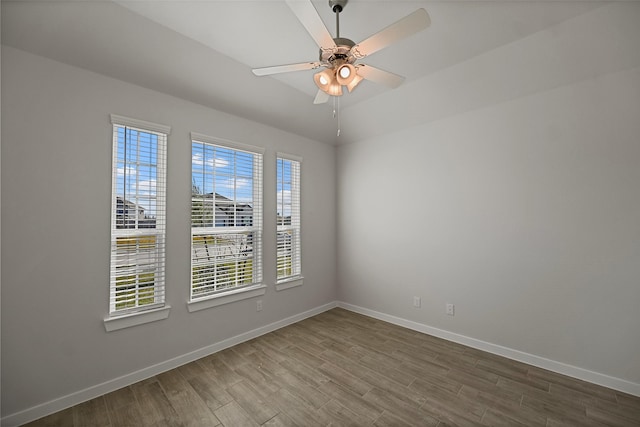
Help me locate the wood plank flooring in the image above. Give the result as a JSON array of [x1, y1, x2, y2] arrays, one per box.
[[25, 308, 640, 426]]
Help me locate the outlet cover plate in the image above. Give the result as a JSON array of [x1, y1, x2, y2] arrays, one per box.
[[446, 303, 455, 316]]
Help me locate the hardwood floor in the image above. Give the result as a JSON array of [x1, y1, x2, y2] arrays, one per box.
[[26, 308, 640, 426]]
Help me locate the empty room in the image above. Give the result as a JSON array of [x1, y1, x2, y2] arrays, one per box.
[[1, 0, 639, 426]]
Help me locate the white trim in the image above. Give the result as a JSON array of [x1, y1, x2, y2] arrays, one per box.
[[5, 300, 639, 426], [190, 132, 265, 154], [338, 302, 640, 398], [276, 152, 303, 163], [275, 276, 304, 291], [110, 114, 171, 135], [103, 306, 171, 332], [187, 284, 267, 313], [2, 301, 338, 427]]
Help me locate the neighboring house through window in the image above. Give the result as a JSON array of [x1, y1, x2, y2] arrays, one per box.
[[109, 115, 169, 318], [190, 133, 264, 310], [276, 153, 302, 289]]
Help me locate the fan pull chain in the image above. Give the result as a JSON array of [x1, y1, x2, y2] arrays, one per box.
[[333, 97, 341, 137]]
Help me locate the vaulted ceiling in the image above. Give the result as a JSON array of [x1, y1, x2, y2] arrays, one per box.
[[1, 1, 605, 145]]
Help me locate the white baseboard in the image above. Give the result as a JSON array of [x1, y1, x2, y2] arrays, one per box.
[[1, 301, 338, 427], [5, 299, 638, 426], [337, 301, 640, 398]]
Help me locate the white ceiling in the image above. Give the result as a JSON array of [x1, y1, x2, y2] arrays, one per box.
[[1, 0, 603, 145]]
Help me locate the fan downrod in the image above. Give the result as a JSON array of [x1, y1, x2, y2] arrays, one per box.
[[320, 0, 354, 66]]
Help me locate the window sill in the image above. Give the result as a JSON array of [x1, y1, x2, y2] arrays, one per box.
[[187, 284, 267, 313], [275, 276, 304, 291], [104, 305, 171, 332]]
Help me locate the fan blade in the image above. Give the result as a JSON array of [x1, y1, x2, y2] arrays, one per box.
[[286, 0, 337, 50], [357, 64, 405, 89], [252, 62, 322, 76], [352, 8, 430, 58], [313, 90, 330, 104]]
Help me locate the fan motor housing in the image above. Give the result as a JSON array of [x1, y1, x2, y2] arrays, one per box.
[[320, 37, 356, 66]]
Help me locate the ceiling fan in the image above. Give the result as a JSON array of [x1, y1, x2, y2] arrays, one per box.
[[252, 0, 431, 104]]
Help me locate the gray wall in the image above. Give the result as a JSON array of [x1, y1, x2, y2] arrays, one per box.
[[1, 46, 337, 418], [337, 5, 640, 388], [3, 1, 640, 420]]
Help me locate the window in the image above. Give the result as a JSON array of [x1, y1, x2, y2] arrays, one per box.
[[276, 153, 302, 288], [190, 133, 264, 307], [109, 115, 169, 319]]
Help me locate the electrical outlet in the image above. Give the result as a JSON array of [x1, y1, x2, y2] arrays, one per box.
[[446, 303, 455, 316], [257, 300, 263, 312], [413, 296, 421, 308]]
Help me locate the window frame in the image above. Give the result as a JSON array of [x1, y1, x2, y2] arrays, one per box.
[[188, 133, 265, 312], [276, 153, 303, 291], [106, 115, 171, 331]]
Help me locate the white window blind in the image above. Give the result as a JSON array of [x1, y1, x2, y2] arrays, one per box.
[[109, 116, 168, 315], [277, 154, 301, 281], [191, 134, 263, 300]]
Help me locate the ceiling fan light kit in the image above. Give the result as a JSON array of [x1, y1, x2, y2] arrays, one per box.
[[336, 63, 356, 84], [345, 73, 364, 93], [314, 68, 343, 96], [252, 0, 431, 104]]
